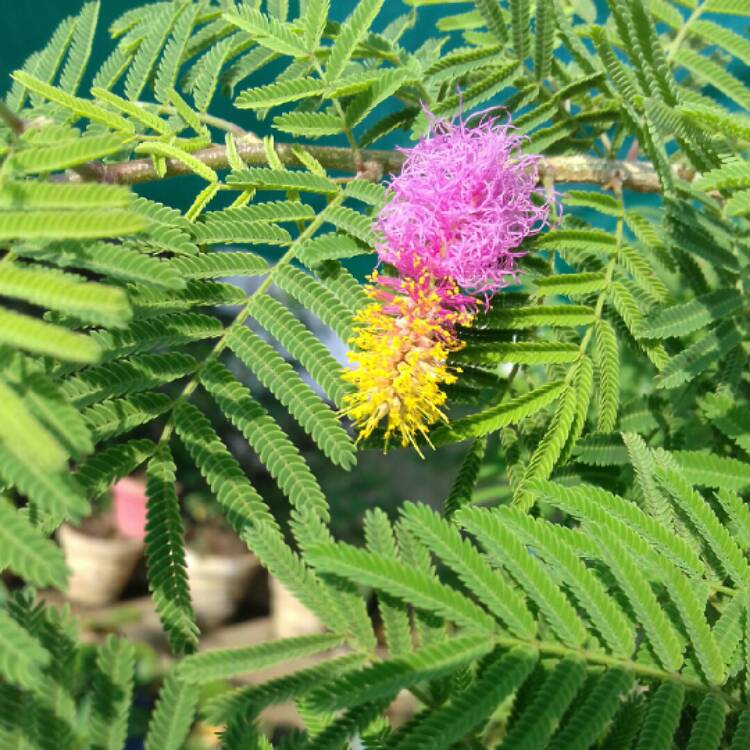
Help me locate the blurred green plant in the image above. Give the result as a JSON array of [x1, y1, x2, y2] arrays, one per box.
[[2, 0, 750, 748]]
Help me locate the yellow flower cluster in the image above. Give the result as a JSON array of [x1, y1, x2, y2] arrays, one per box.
[[341, 272, 474, 453]]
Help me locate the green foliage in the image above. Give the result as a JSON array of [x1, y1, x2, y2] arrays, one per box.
[[145, 444, 199, 655], [2, 0, 750, 747]]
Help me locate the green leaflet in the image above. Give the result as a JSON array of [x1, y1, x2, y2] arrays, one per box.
[[515, 376, 579, 510], [173, 402, 276, 535], [656, 467, 750, 586], [298, 233, 368, 265], [401, 502, 536, 639], [594, 319, 619, 432], [684, 694, 727, 750], [483, 305, 596, 329], [0, 181, 131, 210], [224, 7, 306, 58], [0, 498, 68, 590], [227, 167, 339, 194], [206, 653, 366, 725], [0, 444, 89, 526], [0, 378, 67, 474], [0, 209, 146, 241], [431, 378, 566, 444], [532, 271, 609, 297], [273, 112, 343, 137], [444, 437, 486, 520], [228, 326, 356, 469], [236, 76, 326, 108], [458, 506, 588, 648], [725, 190, 750, 217], [145, 445, 199, 655], [91, 312, 223, 361], [534, 228, 618, 254], [0, 263, 131, 328], [178, 633, 344, 683], [306, 635, 492, 711], [547, 669, 634, 750], [655, 322, 741, 390], [135, 142, 218, 182], [494, 506, 634, 657], [0, 607, 50, 690], [76, 439, 156, 499], [154, 3, 202, 103], [123, 2, 184, 101], [0, 308, 101, 363], [639, 290, 743, 339], [144, 670, 199, 750], [454, 342, 579, 366], [497, 657, 587, 750], [88, 636, 135, 750], [323, 205, 376, 246], [670, 451, 750, 491], [363, 509, 412, 656], [246, 295, 349, 406], [307, 541, 497, 634], [564, 191, 622, 217], [391, 647, 538, 750], [302, 0, 329, 51], [168, 251, 270, 278], [241, 520, 359, 644], [527, 479, 704, 577], [11, 71, 134, 133], [635, 683, 685, 750], [61, 352, 196, 407], [324, 0, 385, 83], [21, 240, 187, 290], [675, 48, 750, 112], [83, 392, 172, 443], [200, 360, 329, 519]]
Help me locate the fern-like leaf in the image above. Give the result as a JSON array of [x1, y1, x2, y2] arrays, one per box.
[[200, 360, 328, 518], [228, 326, 355, 469], [173, 401, 275, 535], [145, 444, 199, 655], [0, 498, 67, 590], [88, 635, 135, 750], [178, 633, 344, 684], [403, 502, 537, 638]]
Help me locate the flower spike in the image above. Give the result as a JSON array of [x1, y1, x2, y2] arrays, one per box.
[[341, 269, 474, 453], [375, 111, 552, 294]]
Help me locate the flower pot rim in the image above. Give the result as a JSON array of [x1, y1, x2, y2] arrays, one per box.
[[58, 522, 144, 553], [185, 546, 258, 573]]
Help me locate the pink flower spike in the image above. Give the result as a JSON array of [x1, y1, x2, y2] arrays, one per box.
[[375, 111, 553, 294]]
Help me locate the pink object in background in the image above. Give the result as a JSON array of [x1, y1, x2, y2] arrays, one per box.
[[112, 477, 148, 540]]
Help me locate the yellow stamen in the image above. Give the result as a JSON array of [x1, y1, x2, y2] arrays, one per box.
[[341, 274, 473, 453]]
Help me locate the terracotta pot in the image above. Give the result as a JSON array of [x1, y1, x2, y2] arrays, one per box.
[[58, 524, 143, 606], [271, 577, 325, 639], [112, 476, 148, 540], [186, 548, 259, 629]]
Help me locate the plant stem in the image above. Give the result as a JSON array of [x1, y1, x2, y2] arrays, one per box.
[[576, 190, 624, 361], [65, 136, 693, 192], [0, 102, 26, 135], [135, 101, 252, 137], [492, 633, 745, 708], [667, 2, 704, 63]]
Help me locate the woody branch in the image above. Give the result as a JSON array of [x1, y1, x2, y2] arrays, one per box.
[[70, 138, 691, 193]]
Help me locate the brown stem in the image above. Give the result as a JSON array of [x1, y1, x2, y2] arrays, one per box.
[[64, 137, 692, 192], [0, 102, 26, 135]]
